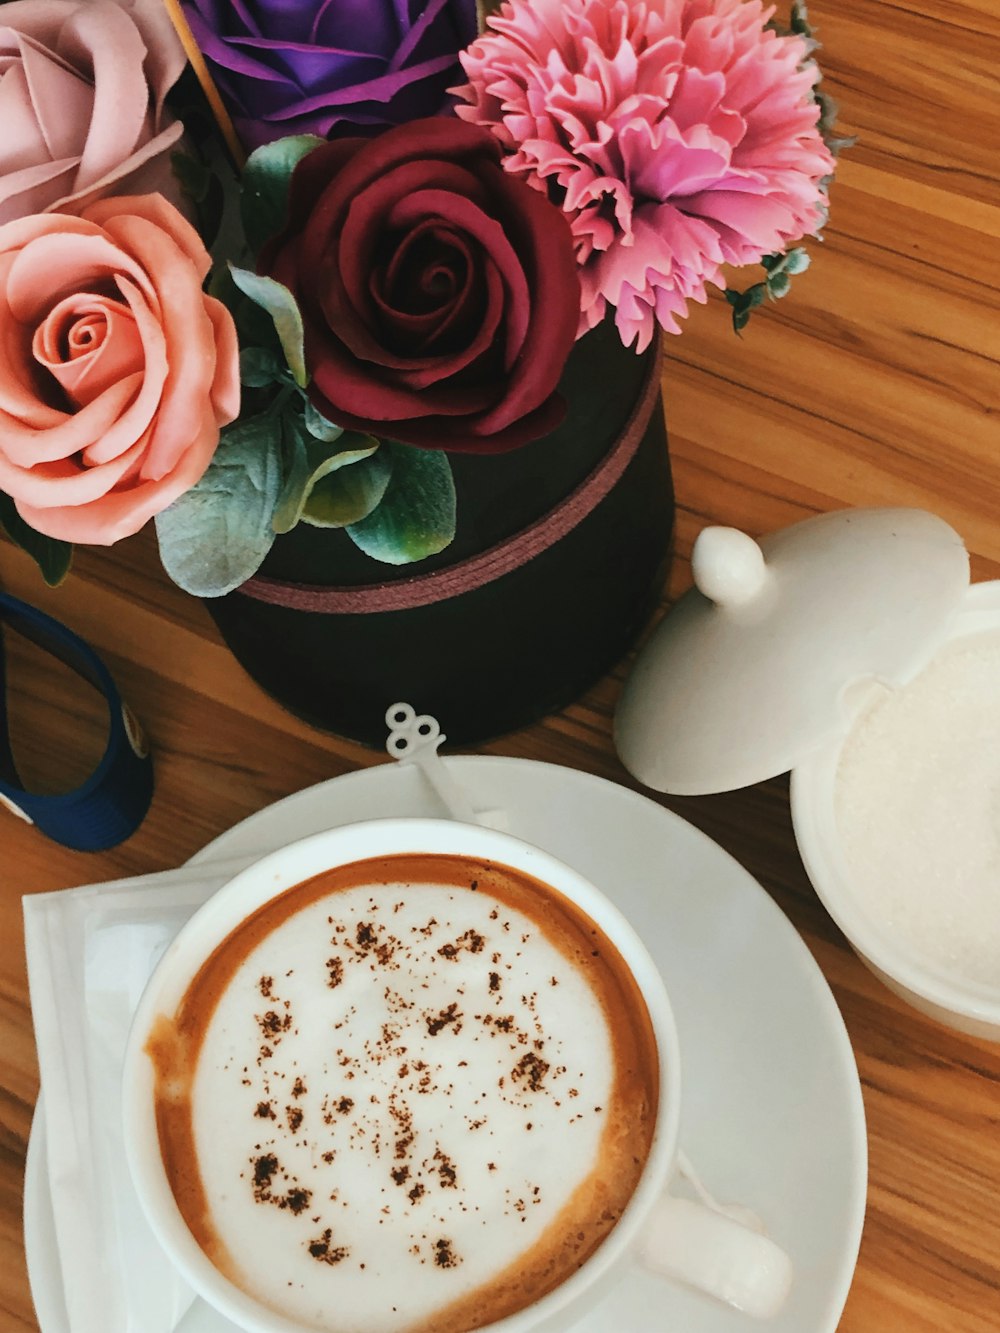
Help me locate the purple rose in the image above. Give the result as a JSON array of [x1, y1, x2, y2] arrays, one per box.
[[181, 0, 479, 151]]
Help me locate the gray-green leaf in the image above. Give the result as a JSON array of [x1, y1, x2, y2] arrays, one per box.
[[0, 492, 72, 586], [304, 399, 345, 444], [229, 266, 307, 388], [346, 443, 455, 564], [725, 280, 769, 333], [171, 151, 212, 204], [271, 416, 312, 534], [301, 441, 391, 529], [274, 424, 381, 533], [241, 135, 324, 256], [155, 415, 282, 597], [239, 346, 286, 388]]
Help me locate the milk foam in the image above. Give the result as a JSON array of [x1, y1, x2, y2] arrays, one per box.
[[192, 880, 616, 1332]]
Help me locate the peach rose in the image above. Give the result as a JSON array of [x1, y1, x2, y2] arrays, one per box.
[[0, 0, 186, 225], [0, 193, 240, 544]]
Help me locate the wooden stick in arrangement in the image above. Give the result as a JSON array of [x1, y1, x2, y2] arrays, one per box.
[[161, 0, 246, 167]]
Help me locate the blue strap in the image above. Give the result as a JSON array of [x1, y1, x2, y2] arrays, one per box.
[[0, 594, 153, 851]]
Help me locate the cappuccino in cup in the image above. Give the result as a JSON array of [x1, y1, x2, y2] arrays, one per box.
[[144, 852, 659, 1332]]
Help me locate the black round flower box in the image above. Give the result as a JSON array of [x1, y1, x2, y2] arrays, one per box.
[[204, 317, 674, 748]]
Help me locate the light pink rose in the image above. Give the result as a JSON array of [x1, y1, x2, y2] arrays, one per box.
[[0, 0, 186, 225], [0, 194, 240, 544]]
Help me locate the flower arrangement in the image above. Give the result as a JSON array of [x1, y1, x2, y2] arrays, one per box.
[[0, 0, 844, 595]]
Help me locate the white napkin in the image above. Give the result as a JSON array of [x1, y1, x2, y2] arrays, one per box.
[[24, 855, 259, 1333]]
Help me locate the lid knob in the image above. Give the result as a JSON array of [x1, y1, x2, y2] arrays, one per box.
[[691, 527, 769, 608]]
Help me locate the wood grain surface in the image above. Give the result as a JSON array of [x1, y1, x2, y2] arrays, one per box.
[[2, 1, 999, 1330]]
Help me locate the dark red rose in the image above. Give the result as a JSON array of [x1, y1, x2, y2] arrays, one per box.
[[260, 119, 582, 453]]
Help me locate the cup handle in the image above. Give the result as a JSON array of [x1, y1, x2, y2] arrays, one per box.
[[637, 1151, 793, 1319]]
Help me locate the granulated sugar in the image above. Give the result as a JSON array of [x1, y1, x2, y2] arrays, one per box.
[[835, 633, 1000, 989]]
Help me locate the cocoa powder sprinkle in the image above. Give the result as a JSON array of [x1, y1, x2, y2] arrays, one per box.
[[257, 1010, 292, 1038], [437, 930, 485, 960], [512, 1052, 550, 1092], [285, 1187, 311, 1215], [434, 1149, 458, 1188], [308, 1229, 349, 1265], [426, 1003, 461, 1036], [253, 1154, 278, 1188], [434, 1238, 461, 1268]]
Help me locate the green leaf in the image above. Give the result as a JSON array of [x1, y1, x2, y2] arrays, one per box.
[[229, 266, 307, 388], [301, 438, 390, 529], [274, 419, 383, 534], [767, 271, 792, 299], [271, 416, 312, 534], [789, 0, 813, 39], [346, 443, 455, 564], [154, 414, 282, 597], [241, 135, 324, 256], [303, 399, 345, 444], [784, 248, 812, 276], [724, 283, 766, 311], [239, 346, 286, 388], [172, 151, 225, 250], [237, 294, 284, 356], [0, 492, 72, 586], [171, 151, 212, 203], [725, 280, 769, 333]]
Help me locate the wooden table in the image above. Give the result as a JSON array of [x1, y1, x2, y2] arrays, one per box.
[[2, 1, 999, 1329]]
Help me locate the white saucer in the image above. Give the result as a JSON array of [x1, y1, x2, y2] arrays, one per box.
[[25, 757, 866, 1333]]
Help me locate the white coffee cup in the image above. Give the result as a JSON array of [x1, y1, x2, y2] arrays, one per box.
[[123, 818, 792, 1332]]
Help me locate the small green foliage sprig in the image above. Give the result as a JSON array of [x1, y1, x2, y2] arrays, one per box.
[[724, 247, 811, 333], [725, 1, 854, 334]]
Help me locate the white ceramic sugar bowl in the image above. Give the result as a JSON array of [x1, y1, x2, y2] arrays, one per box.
[[615, 507, 1000, 1041]]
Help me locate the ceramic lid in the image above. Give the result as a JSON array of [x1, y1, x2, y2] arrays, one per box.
[[615, 507, 970, 795]]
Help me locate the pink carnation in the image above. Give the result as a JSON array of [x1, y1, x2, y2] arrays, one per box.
[[455, 0, 835, 350]]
